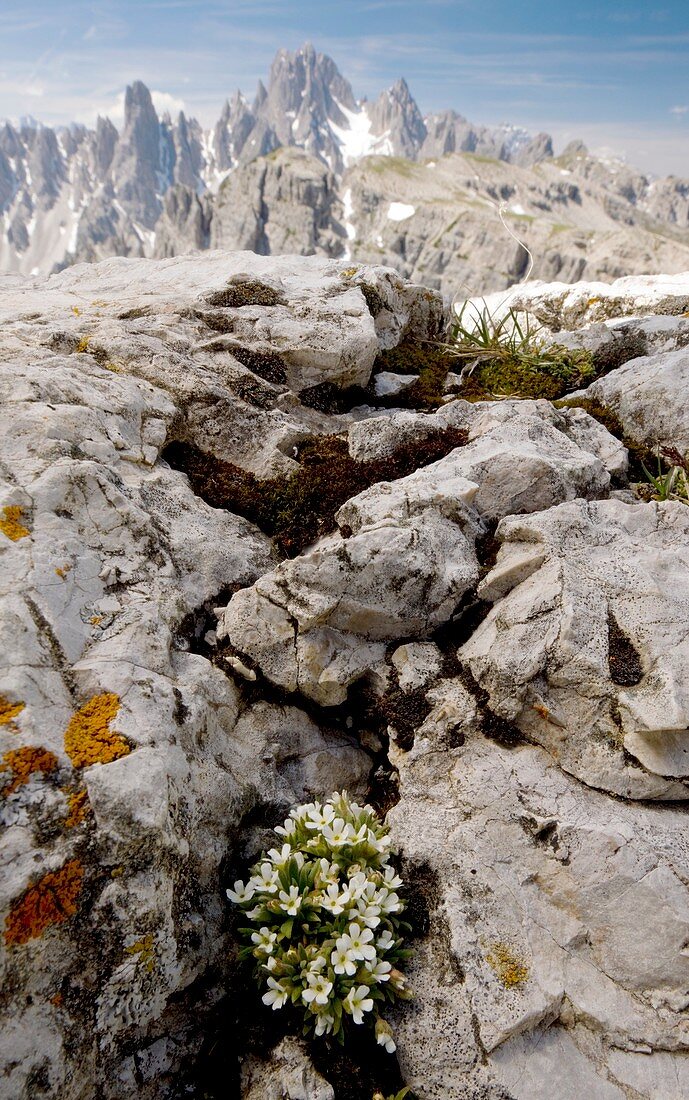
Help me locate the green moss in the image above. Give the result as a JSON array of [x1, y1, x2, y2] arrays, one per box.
[[373, 340, 456, 409], [205, 282, 285, 309], [164, 427, 467, 558], [459, 347, 595, 402]]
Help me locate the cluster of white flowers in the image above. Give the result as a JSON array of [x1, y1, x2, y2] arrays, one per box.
[[228, 791, 411, 1047]]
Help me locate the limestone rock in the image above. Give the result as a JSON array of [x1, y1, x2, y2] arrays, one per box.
[[577, 347, 689, 454], [241, 1037, 334, 1100], [461, 498, 689, 799], [388, 720, 689, 1097]]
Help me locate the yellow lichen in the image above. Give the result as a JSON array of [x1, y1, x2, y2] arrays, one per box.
[[1, 746, 58, 796], [71, 305, 81, 316], [55, 564, 71, 579], [64, 788, 90, 827], [75, 335, 91, 354], [125, 933, 156, 974], [64, 693, 130, 768], [88, 615, 104, 626], [0, 696, 25, 730], [339, 266, 360, 278], [5, 859, 84, 945], [486, 942, 529, 988], [0, 505, 30, 541]]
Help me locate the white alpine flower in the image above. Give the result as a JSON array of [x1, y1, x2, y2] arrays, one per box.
[[226, 879, 255, 904], [342, 922, 376, 962], [250, 926, 277, 954], [314, 1012, 335, 1036], [321, 817, 355, 847], [375, 1016, 396, 1053], [319, 883, 345, 915], [377, 929, 395, 951], [278, 885, 302, 916], [331, 940, 358, 977], [267, 843, 293, 866], [343, 984, 374, 1025], [262, 977, 289, 1010], [250, 862, 279, 893], [305, 803, 336, 830], [365, 958, 392, 982], [301, 972, 333, 1006]]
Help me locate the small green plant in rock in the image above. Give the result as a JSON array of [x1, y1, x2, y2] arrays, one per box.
[[445, 299, 596, 401], [641, 455, 689, 505], [373, 1088, 413, 1100], [227, 791, 411, 1047]]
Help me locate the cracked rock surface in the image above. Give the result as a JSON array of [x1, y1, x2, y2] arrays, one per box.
[[2, 254, 689, 1100]]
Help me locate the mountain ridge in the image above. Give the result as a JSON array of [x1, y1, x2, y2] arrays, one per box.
[[2, 42, 689, 291]]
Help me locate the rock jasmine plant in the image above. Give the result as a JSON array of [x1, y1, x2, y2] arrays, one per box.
[[227, 791, 411, 1048]]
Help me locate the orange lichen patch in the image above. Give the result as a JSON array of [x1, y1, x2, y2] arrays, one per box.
[[64, 693, 130, 768], [1, 746, 58, 796], [55, 564, 71, 579], [64, 788, 90, 827], [486, 942, 529, 989], [0, 696, 24, 731], [5, 859, 84, 946], [89, 615, 104, 626], [75, 335, 91, 354], [0, 505, 30, 542]]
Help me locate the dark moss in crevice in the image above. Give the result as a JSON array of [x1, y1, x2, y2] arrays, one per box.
[[475, 519, 501, 576], [163, 426, 468, 559], [205, 281, 286, 309], [118, 306, 152, 320], [358, 281, 386, 318], [608, 612, 643, 686], [358, 678, 431, 755], [228, 374, 278, 410], [399, 860, 441, 941], [455, 663, 526, 748], [196, 309, 236, 334], [299, 380, 371, 413], [224, 346, 287, 385], [456, 346, 595, 403]]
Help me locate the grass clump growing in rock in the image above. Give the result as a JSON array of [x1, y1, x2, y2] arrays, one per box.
[[640, 454, 689, 506], [228, 791, 411, 1046], [447, 300, 596, 401]]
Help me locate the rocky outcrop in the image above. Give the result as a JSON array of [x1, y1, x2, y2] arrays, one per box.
[[0, 252, 442, 1098], [211, 148, 345, 258], [3, 255, 689, 1100]]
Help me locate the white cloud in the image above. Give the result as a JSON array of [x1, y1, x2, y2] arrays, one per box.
[[670, 105, 689, 116], [151, 90, 186, 117]]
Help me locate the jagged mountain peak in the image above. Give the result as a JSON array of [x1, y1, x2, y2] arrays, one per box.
[[2, 42, 688, 282]]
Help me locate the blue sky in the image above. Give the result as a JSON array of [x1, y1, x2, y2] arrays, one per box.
[[1, 0, 688, 176]]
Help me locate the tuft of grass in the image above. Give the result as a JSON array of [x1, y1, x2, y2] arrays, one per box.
[[641, 455, 689, 505], [445, 299, 596, 401]]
